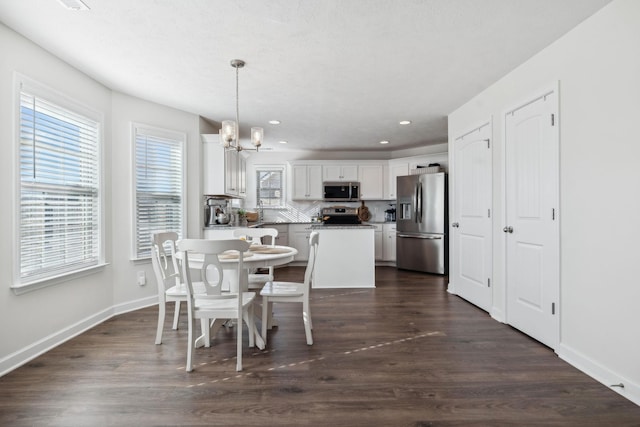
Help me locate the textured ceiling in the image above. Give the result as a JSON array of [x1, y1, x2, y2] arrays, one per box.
[[0, 0, 612, 152]]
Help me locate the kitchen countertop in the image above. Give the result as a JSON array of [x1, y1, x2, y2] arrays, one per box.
[[204, 221, 395, 230]]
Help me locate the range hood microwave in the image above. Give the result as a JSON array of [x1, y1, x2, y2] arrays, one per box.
[[323, 182, 360, 202]]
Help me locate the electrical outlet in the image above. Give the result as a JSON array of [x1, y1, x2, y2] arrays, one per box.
[[137, 271, 146, 286]]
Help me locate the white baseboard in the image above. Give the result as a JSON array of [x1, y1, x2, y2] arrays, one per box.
[[0, 295, 157, 377], [490, 307, 505, 323], [558, 343, 640, 407]]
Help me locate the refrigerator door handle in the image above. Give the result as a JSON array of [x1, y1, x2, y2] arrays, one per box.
[[397, 233, 442, 240], [417, 182, 422, 223]]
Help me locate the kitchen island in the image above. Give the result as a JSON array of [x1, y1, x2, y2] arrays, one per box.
[[310, 224, 375, 289]]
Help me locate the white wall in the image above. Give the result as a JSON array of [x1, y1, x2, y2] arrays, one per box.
[[110, 92, 203, 306], [448, 0, 640, 405], [0, 23, 204, 374]]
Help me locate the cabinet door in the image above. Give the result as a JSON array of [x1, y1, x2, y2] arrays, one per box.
[[237, 155, 246, 197], [383, 224, 396, 261], [374, 230, 383, 260], [292, 231, 311, 261], [359, 164, 384, 200], [224, 149, 238, 195], [323, 164, 358, 181], [307, 165, 323, 199], [386, 162, 409, 199], [341, 165, 359, 181], [291, 165, 309, 199], [202, 136, 225, 195]]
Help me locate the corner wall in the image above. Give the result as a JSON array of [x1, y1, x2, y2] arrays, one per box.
[[448, 0, 640, 405]]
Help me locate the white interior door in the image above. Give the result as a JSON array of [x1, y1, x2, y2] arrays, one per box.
[[451, 122, 493, 312], [505, 88, 559, 349]]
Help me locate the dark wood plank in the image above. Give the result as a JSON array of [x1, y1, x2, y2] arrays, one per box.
[[1, 267, 638, 426]]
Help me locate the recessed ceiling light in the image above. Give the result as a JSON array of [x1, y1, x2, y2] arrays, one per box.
[[399, 120, 411, 125], [278, 140, 288, 144], [57, 0, 90, 10], [379, 140, 390, 145], [268, 120, 281, 125]]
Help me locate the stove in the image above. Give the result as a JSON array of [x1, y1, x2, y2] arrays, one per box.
[[321, 206, 361, 224]]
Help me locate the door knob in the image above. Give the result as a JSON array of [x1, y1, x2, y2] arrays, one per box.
[[452, 222, 459, 228], [503, 226, 513, 233]]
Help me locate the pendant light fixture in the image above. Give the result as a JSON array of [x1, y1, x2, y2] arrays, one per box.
[[220, 59, 263, 152]]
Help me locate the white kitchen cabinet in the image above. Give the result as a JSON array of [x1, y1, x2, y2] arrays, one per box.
[[358, 164, 384, 200], [237, 154, 247, 197], [385, 161, 409, 200], [260, 223, 288, 246], [323, 164, 358, 182], [313, 227, 375, 288], [289, 224, 314, 261], [382, 223, 397, 261], [373, 224, 383, 260], [202, 134, 246, 198], [291, 164, 323, 200]]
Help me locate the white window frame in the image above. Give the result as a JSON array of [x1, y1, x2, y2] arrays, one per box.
[[131, 123, 186, 260], [255, 165, 286, 209], [12, 74, 105, 294]]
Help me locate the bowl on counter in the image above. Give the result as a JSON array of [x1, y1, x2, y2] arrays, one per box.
[[245, 211, 259, 222]]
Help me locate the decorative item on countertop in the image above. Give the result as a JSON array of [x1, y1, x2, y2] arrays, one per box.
[[236, 209, 247, 226], [245, 211, 259, 222], [358, 200, 371, 222]]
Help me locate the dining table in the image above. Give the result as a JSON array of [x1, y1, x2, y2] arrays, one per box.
[[182, 243, 298, 350]]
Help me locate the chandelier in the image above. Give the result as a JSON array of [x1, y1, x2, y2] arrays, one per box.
[[220, 59, 263, 152]]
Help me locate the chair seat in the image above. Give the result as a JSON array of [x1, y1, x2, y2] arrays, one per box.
[[165, 282, 205, 298], [248, 273, 274, 284], [261, 281, 305, 297], [194, 292, 256, 312]]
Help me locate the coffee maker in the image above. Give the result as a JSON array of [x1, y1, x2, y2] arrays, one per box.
[[384, 204, 396, 222], [205, 198, 227, 226]]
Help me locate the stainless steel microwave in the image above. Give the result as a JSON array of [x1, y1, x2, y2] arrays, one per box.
[[323, 182, 360, 201]]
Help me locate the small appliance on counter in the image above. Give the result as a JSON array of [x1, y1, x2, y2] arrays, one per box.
[[204, 198, 231, 226], [384, 204, 396, 222], [321, 206, 361, 225]]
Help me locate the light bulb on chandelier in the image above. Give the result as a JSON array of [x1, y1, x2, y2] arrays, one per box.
[[219, 59, 262, 152]]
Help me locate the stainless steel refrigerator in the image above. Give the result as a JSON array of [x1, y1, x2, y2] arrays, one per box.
[[396, 172, 448, 274]]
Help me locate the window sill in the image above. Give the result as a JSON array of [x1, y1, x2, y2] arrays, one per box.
[[11, 263, 109, 295]]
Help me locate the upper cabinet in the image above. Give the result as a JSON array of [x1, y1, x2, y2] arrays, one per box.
[[323, 164, 358, 182], [202, 134, 246, 198], [291, 164, 323, 200], [385, 161, 409, 200], [358, 164, 384, 200]]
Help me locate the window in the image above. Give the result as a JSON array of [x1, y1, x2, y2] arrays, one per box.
[[133, 124, 185, 259], [17, 79, 102, 286], [256, 166, 285, 208]]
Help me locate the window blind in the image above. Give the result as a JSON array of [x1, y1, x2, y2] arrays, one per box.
[[19, 91, 101, 283], [134, 128, 184, 259]]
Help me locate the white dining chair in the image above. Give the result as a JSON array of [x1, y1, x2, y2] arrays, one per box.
[[260, 231, 318, 346], [178, 238, 255, 372], [151, 231, 207, 345], [232, 227, 279, 289]]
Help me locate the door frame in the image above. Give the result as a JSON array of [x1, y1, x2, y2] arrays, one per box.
[[500, 81, 561, 349]]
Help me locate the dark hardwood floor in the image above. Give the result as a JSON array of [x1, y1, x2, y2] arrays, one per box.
[[1, 267, 639, 426]]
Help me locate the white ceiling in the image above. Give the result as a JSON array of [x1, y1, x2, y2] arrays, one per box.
[[0, 0, 612, 152]]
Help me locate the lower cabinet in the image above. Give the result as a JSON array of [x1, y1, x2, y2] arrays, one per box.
[[289, 224, 314, 261], [382, 223, 397, 261], [373, 224, 383, 260]]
